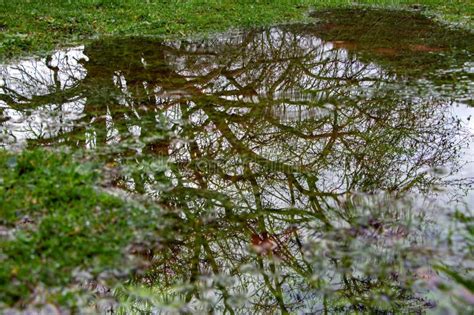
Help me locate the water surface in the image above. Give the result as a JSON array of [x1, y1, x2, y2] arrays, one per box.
[[1, 9, 473, 313]]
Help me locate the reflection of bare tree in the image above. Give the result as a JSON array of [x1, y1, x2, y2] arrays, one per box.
[[0, 26, 469, 312], [0, 47, 87, 146]]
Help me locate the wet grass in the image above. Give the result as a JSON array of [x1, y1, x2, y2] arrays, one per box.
[[0, 0, 472, 61], [0, 149, 163, 309], [307, 8, 474, 76]]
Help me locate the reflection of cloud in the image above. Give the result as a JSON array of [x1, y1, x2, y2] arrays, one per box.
[[1, 99, 86, 148], [0, 46, 87, 99], [450, 103, 474, 204], [0, 46, 88, 148]]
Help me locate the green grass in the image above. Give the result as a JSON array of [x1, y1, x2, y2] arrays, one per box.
[[0, 0, 472, 61], [0, 149, 163, 308]]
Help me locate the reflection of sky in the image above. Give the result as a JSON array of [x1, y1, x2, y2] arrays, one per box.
[[1, 100, 86, 147], [451, 103, 474, 206], [0, 33, 472, 209], [0, 46, 88, 148], [0, 46, 87, 96], [0, 30, 473, 313]]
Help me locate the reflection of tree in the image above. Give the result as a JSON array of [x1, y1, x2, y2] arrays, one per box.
[[0, 47, 87, 146], [0, 25, 469, 312]]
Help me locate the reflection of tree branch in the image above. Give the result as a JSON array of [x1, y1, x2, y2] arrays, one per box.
[[1, 25, 468, 313]]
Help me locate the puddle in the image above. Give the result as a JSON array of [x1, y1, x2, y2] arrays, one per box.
[[1, 9, 473, 313]]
